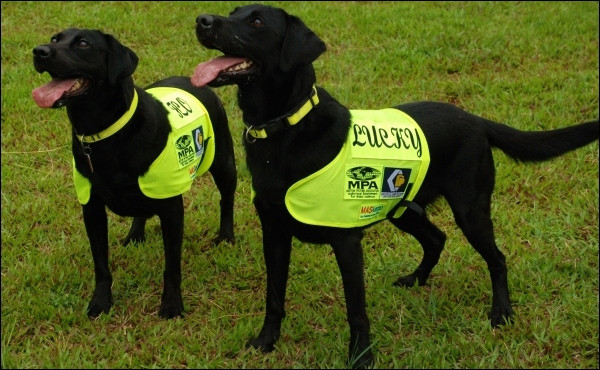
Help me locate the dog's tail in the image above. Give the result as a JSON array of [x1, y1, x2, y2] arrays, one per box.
[[485, 119, 599, 162]]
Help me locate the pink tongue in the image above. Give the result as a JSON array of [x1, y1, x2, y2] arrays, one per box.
[[32, 78, 78, 108], [191, 56, 247, 87]]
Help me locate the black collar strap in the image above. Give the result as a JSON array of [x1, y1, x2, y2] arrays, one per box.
[[245, 85, 319, 141], [76, 89, 139, 144]]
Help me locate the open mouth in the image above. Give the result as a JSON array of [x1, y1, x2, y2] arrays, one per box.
[[32, 75, 90, 108], [191, 55, 258, 87]]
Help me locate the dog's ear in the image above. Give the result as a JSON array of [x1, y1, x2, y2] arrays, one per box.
[[104, 33, 139, 85], [280, 14, 326, 72]]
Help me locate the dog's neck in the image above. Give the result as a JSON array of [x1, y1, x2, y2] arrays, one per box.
[[238, 67, 318, 135], [76, 89, 138, 144], [243, 85, 318, 141], [67, 78, 137, 138]]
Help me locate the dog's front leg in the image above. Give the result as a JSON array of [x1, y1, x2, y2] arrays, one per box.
[[157, 196, 184, 319], [331, 230, 374, 369], [248, 202, 293, 353], [82, 196, 112, 318]]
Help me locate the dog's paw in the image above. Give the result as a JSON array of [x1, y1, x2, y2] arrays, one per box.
[[213, 233, 235, 246], [489, 307, 514, 328], [348, 345, 374, 369], [87, 284, 113, 318], [247, 338, 274, 353], [348, 333, 374, 369], [87, 301, 111, 318], [158, 292, 184, 319], [349, 352, 374, 369], [393, 274, 424, 287], [247, 322, 281, 353], [158, 300, 184, 319], [121, 233, 145, 246], [122, 217, 147, 246]]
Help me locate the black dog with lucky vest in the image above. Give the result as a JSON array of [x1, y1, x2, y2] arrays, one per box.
[[191, 4, 599, 368], [32, 28, 237, 319]]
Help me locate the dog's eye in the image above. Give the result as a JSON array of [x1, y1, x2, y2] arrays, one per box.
[[250, 17, 264, 28], [50, 37, 58, 43], [76, 39, 91, 48]]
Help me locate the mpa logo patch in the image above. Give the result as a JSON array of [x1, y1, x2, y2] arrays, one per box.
[[345, 166, 382, 200], [174, 128, 203, 168], [346, 166, 381, 180], [175, 134, 192, 150], [381, 167, 411, 198]]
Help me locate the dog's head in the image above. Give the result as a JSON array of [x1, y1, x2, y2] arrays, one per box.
[[32, 28, 138, 108], [191, 4, 326, 88]]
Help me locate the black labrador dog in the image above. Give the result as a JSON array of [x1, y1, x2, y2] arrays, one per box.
[[191, 4, 598, 368], [32, 28, 237, 319]]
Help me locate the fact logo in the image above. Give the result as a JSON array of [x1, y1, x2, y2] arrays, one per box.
[[381, 167, 412, 198]]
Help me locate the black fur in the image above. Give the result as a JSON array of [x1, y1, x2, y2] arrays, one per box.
[[33, 28, 237, 319], [192, 4, 598, 368]]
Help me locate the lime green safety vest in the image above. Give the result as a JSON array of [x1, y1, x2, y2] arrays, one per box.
[[73, 87, 215, 204], [285, 108, 430, 227]]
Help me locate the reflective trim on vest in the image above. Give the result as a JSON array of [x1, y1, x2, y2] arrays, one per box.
[[285, 108, 430, 227], [72, 87, 215, 204]]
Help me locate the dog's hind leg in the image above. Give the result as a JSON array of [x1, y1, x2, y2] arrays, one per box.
[[443, 147, 513, 327], [157, 196, 185, 318], [121, 217, 147, 246], [209, 158, 236, 245], [331, 230, 374, 369], [449, 199, 512, 327], [390, 213, 446, 287]]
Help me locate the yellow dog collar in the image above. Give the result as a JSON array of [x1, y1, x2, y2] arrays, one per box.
[[77, 89, 139, 143], [245, 85, 319, 141]]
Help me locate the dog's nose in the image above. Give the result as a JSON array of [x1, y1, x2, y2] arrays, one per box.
[[196, 14, 214, 29], [33, 45, 52, 58]]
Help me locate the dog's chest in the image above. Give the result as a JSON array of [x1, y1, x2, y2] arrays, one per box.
[[284, 108, 430, 227]]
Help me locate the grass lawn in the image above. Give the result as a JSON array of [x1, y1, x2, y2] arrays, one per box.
[[2, 1, 598, 368]]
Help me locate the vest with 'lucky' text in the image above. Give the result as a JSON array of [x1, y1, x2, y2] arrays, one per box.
[[73, 87, 215, 204], [284, 108, 430, 228]]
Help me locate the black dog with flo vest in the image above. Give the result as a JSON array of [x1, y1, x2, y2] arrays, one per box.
[[191, 4, 598, 368], [32, 28, 237, 319]]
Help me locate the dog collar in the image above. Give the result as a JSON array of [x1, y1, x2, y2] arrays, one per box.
[[76, 89, 139, 143], [245, 85, 319, 141]]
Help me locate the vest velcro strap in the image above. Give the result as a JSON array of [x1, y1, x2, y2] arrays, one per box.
[[385, 183, 424, 218], [387, 199, 424, 219], [399, 200, 424, 217]]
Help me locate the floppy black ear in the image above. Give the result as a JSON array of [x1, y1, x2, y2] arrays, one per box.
[[279, 14, 326, 72], [104, 33, 139, 85]]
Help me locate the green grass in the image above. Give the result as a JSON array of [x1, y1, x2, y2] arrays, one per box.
[[2, 1, 598, 368]]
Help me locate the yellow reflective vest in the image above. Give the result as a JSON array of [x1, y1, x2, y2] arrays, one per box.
[[73, 87, 215, 204], [285, 108, 430, 227]]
